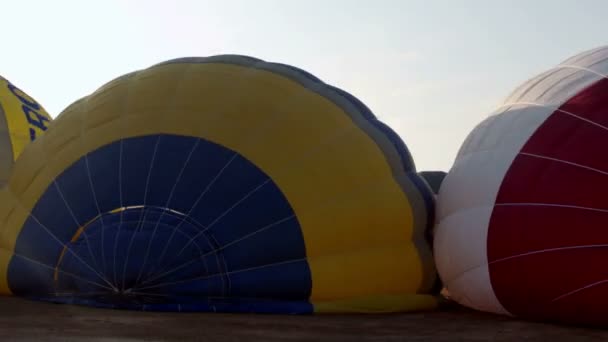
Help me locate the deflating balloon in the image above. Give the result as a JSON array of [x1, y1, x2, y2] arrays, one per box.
[[418, 171, 446, 195], [435, 45, 608, 325], [0, 56, 437, 313], [0, 77, 51, 184]]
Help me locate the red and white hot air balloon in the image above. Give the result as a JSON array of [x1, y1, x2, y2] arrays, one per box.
[[435, 45, 608, 326]]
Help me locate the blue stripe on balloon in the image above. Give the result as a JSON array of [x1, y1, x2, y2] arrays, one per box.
[[121, 135, 159, 207]]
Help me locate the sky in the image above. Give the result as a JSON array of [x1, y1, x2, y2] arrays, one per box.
[[1, 0, 606, 171]]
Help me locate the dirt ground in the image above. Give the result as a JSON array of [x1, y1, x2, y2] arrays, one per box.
[[0, 296, 607, 341]]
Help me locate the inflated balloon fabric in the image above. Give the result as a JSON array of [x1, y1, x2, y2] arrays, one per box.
[[0, 77, 51, 184], [435, 45, 608, 325], [0, 56, 437, 313], [418, 171, 446, 195]]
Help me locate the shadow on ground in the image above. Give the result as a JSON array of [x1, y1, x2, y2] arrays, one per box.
[[0, 296, 606, 341]]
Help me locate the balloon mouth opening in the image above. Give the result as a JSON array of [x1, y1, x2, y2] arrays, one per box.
[[50, 205, 231, 307]]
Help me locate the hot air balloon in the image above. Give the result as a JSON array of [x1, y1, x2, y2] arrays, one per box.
[[0, 56, 437, 313], [0, 77, 51, 184], [418, 171, 446, 195], [435, 45, 608, 326]]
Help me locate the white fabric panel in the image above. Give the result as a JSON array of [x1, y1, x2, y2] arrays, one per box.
[[448, 264, 511, 315], [505, 47, 608, 107], [561, 45, 608, 71], [561, 46, 607, 63], [434, 206, 493, 285], [435, 45, 608, 315]]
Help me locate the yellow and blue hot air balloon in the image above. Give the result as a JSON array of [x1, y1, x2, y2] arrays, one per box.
[[0, 76, 51, 184], [0, 56, 437, 313]]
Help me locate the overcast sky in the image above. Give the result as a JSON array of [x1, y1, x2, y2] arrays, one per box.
[[1, 0, 606, 171]]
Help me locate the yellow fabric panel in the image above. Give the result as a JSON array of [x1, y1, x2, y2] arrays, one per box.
[[314, 294, 438, 313], [309, 243, 425, 301], [11, 108, 81, 212], [0, 77, 52, 160], [0, 187, 30, 294], [0, 248, 11, 294], [0, 61, 430, 306]]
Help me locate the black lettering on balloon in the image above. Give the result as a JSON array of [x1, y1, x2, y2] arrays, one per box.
[[22, 105, 49, 132], [8, 83, 40, 110]]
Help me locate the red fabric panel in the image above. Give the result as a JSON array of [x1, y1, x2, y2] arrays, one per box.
[[488, 77, 608, 325]]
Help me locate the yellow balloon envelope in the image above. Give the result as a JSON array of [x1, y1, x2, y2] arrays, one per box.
[[0, 77, 51, 184], [0, 56, 437, 313]]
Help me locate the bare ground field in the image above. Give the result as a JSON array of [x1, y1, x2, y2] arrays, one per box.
[[0, 296, 606, 341]]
